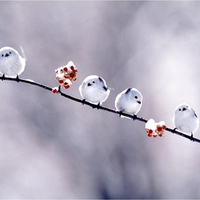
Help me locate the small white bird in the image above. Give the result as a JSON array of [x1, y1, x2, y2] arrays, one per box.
[[0, 46, 26, 78], [172, 103, 199, 138], [79, 75, 110, 105], [115, 88, 143, 117]]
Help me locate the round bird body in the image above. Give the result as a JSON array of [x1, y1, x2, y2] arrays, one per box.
[[115, 88, 143, 116], [173, 104, 199, 136], [0, 46, 25, 78], [79, 75, 110, 104]]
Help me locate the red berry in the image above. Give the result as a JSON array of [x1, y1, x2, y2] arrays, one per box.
[[70, 73, 75, 78], [153, 134, 157, 138], [162, 125, 166, 130], [52, 87, 58, 94], [64, 84, 70, 89], [63, 67, 68, 72], [59, 80, 64, 84], [70, 66, 75, 70], [157, 126, 163, 132], [147, 129, 153, 137], [148, 133, 152, 137], [149, 129, 153, 134]]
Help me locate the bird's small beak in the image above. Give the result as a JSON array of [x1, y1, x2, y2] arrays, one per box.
[[5, 53, 9, 57], [137, 101, 141, 104], [182, 107, 186, 111], [87, 83, 92, 86]]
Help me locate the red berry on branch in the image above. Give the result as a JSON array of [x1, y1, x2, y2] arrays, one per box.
[[70, 66, 75, 70], [63, 67, 68, 72], [59, 80, 64, 84], [52, 87, 59, 94]]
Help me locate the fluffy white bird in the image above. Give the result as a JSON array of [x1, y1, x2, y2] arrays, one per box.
[[0, 46, 26, 78], [79, 75, 110, 105], [172, 103, 199, 137], [115, 88, 143, 116]]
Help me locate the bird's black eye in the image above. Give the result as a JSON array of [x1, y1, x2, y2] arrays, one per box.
[[87, 83, 92, 86], [9, 52, 11, 54], [179, 108, 181, 111], [2, 54, 4, 57], [135, 96, 138, 99], [92, 81, 95, 84]]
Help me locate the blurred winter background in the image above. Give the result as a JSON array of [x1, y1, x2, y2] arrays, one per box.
[[1, 1, 200, 198]]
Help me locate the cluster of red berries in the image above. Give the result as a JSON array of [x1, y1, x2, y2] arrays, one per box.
[[145, 119, 167, 138], [52, 61, 78, 93]]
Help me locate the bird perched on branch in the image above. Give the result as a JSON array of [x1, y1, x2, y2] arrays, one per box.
[[79, 75, 110, 106], [0, 46, 26, 78], [173, 103, 199, 138], [115, 87, 143, 117]]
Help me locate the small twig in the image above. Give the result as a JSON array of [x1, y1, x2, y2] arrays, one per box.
[[0, 76, 200, 143]]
